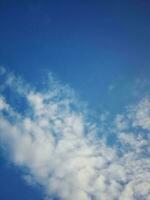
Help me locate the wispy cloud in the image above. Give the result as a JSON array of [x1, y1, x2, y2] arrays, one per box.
[[0, 67, 150, 200]]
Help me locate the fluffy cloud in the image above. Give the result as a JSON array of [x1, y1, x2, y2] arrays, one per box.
[[0, 68, 150, 200], [131, 97, 150, 131]]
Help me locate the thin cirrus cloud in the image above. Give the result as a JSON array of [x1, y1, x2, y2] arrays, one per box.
[[0, 67, 150, 200]]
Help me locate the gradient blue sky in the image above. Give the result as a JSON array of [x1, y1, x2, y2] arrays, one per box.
[[1, 1, 150, 107], [0, 1, 150, 200]]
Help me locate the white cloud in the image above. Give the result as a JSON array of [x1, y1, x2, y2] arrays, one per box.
[[114, 114, 129, 131], [0, 68, 150, 200], [131, 97, 150, 131], [0, 96, 9, 110]]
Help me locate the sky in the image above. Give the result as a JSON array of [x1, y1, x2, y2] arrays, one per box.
[[0, 1, 150, 200]]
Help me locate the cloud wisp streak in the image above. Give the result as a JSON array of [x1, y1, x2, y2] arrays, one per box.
[[0, 67, 150, 200]]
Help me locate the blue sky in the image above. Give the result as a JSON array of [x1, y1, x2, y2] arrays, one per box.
[[0, 1, 150, 200], [1, 1, 150, 103]]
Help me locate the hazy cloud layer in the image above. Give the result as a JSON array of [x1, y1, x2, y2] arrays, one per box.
[[0, 67, 150, 200]]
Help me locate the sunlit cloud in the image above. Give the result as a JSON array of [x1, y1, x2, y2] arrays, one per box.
[[0, 67, 150, 200]]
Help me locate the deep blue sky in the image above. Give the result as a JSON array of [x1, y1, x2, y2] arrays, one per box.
[[0, 1, 150, 199], [0, 1, 150, 108]]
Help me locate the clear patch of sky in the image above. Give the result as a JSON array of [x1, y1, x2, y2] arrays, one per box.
[[0, 1, 150, 107]]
